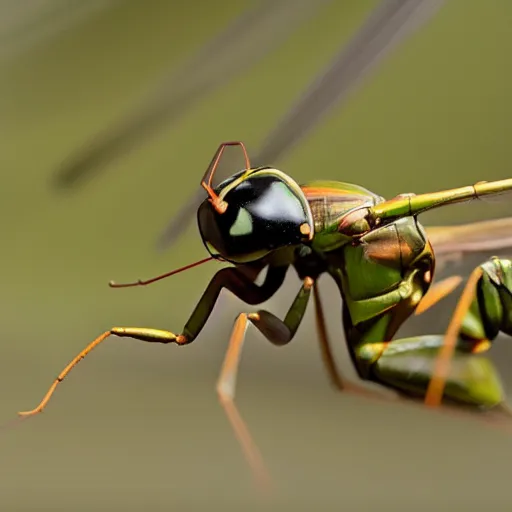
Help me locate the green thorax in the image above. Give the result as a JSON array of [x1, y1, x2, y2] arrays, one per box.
[[325, 217, 434, 355], [300, 180, 384, 253]]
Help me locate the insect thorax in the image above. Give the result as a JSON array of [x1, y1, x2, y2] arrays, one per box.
[[300, 180, 384, 234], [336, 216, 435, 348]]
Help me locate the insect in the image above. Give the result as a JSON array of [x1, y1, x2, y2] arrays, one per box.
[[18, 140, 512, 489], [23, 0, 512, 491]]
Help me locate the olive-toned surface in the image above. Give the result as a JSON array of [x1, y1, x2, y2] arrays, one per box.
[[1, 1, 512, 510]]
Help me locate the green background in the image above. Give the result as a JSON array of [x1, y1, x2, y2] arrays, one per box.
[[1, 1, 512, 510]]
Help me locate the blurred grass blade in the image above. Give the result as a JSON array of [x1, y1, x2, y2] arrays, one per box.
[[254, 0, 447, 164], [156, 0, 448, 250], [52, 0, 333, 190]]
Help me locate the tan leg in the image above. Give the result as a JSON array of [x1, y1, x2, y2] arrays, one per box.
[[18, 327, 183, 417], [425, 267, 484, 407], [216, 276, 314, 491], [415, 275, 463, 316], [216, 313, 271, 493]]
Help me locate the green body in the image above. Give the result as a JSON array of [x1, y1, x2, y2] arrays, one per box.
[[21, 143, 512, 490], [295, 179, 512, 408], [168, 173, 512, 410], [85, 170, 512, 416]]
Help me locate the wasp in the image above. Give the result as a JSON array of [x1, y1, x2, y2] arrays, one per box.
[[24, 0, 512, 491], [19, 140, 512, 489]]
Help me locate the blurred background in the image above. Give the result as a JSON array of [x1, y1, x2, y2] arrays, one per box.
[[1, 0, 512, 510]]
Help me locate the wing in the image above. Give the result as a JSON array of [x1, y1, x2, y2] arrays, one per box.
[[52, 0, 332, 189], [156, 0, 448, 250], [426, 217, 512, 271]]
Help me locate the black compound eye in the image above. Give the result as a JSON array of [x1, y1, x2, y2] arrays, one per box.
[[249, 180, 309, 225], [197, 170, 313, 264], [197, 202, 226, 258]]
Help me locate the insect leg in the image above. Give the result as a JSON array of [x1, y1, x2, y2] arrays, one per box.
[[425, 257, 512, 407], [312, 283, 400, 401], [216, 276, 313, 489], [371, 334, 506, 409], [414, 275, 463, 315], [19, 265, 288, 417], [373, 257, 512, 411], [424, 266, 485, 407]]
